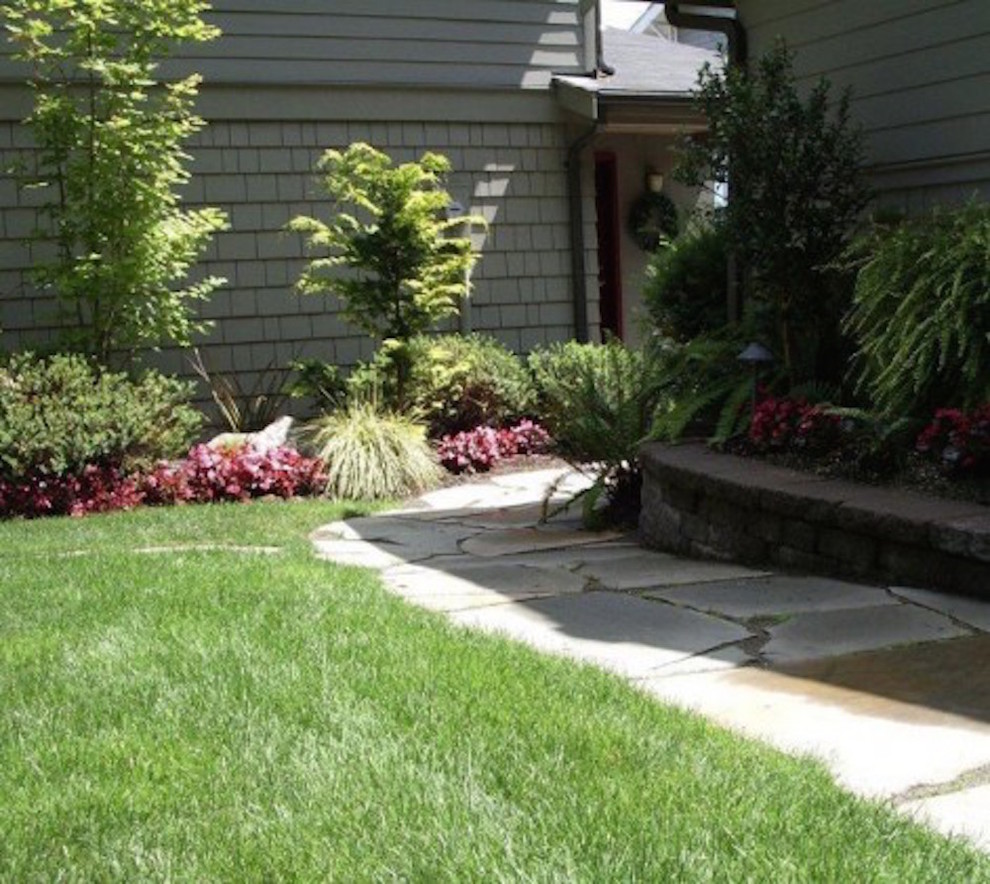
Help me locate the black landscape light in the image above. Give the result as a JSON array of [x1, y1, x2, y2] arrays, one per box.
[[738, 342, 775, 418]]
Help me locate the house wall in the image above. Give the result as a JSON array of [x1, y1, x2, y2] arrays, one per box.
[[0, 1, 601, 406], [736, 0, 990, 210], [589, 132, 708, 346], [0, 0, 588, 89]]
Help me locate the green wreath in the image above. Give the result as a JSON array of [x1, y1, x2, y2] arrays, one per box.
[[628, 191, 679, 252]]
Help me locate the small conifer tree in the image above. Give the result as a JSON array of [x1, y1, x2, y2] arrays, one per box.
[[290, 142, 482, 405]]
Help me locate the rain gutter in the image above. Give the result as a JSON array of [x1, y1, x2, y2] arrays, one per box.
[[665, 1, 747, 67]]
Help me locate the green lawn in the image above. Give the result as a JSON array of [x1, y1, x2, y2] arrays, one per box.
[[2, 500, 988, 881]]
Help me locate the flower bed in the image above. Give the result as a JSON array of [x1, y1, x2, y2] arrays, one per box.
[[437, 420, 552, 475], [0, 443, 326, 520]]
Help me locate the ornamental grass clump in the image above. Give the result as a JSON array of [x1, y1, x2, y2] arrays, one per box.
[[306, 401, 441, 501]]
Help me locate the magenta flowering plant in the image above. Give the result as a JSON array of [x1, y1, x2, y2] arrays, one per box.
[[141, 444, 326, 505], [503, 419, 552, 456], [437, 421, 552, 474], [0, 443, 327, 520], [749, 396, 839, 454], [0, 465, 143, 519], [916, 405, 990, 474]]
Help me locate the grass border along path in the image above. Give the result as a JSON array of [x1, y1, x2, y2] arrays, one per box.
[[1, 499, 987, 881]]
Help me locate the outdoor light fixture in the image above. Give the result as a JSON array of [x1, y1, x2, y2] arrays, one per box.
[[738, 341, 774, 418], [646, 168, 665, 193]]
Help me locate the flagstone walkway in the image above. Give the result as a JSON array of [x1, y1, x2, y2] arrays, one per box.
[[311, 466, 990, 852]]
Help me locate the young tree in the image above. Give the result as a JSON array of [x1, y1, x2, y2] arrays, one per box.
[[677, 42, 871, 385], [289, 142, 482, 404], [3, 0, 228, 364]]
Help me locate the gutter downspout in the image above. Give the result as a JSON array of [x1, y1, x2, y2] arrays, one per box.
[[594, 0, 615, 76], [664, 2, 747, 67], [567, 122, 601, 343], [565, 0, 612, 342]]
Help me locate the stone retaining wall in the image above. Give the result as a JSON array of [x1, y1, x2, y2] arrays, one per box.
[[640, 442, 990, 597]]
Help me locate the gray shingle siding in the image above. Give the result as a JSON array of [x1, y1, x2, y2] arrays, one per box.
[[0, 2, 598, 402]]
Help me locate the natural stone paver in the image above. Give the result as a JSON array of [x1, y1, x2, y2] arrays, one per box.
[[133, 544, 282, 555], [311, 539, 408, 570], [448, 591, 752, 678], [577, 552, 767, 591], [383, 560, 586, 611], [395, 484, 538, 514], [647, 575, 897, 618], [761, 604, 969, 663], [643, 665, 990, 798], [903, 786, 990, 851], [310, 466, 990, 852], [486, 542, 645, 570], [641, 644, 754, 678], [489, 467, 590, 492], [462, 527, 625, 558], [891, 586, 990, 632], [776, 634, 990, 724], [313, 517, 479, 558], [454, 502, 552, 528]]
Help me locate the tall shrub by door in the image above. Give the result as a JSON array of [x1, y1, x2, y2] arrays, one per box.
[[676, 42, 870, 386]]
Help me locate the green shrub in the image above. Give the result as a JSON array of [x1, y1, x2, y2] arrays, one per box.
[[643, 222, 729, 342], [348, 334, 535, 436], [676, 41, 870, 384], [0, 353, 201, 480], [845, 201, 990, 417], [305, 400, 441, 500], [528, 341, 666, 525], [406, 334, 535, 435]]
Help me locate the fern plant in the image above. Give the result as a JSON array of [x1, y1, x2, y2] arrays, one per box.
[[650, 329, 772, 445], [845, 201, 990, 417], [529, 340, 666, 526]]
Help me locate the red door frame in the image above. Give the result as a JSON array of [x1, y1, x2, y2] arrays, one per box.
[[594, 151, 623, 340]]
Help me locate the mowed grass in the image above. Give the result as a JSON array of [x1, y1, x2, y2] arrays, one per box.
[[2, 501, 988, 881]]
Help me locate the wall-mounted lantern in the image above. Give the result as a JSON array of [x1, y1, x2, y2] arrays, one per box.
[[646, 168, 665, 193]]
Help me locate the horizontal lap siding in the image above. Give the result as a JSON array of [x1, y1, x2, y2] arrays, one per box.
[[738, 0, 990, 207], [188, 0, 582, 89], [0, 2, 584, 89]]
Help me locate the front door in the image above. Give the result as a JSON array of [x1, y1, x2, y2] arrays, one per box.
[[594, 152, 623, 340]]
